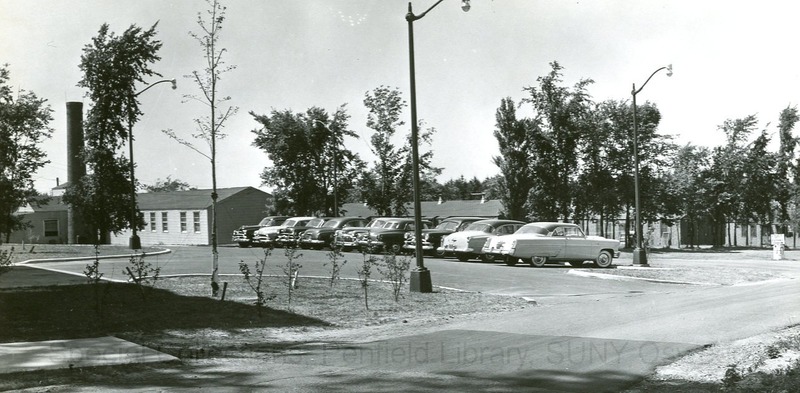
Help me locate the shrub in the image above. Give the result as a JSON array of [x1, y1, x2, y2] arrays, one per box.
[[282, 246, 303, 312], [323, 245, 347, 290], [356, 251, 377, 310], [126, 252, 161, 301], [239, 248, 272, 316], [378, 253, 411, 302]]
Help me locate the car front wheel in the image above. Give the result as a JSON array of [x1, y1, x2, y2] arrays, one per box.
[[595, 251, 613, 268], [504, 256, 517, 266], [389, 243, 403, 255]]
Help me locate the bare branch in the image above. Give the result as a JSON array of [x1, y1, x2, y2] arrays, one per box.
[[162, 128, 211, 160]]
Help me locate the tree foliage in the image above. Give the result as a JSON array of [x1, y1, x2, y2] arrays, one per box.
[[522, 61, 595, 221], [776, 106, 799, 226], [144, 176, 196, 192], [64, 23, 162, 243], [492, 97, 533, 221], [0, 65, 54, 241], [359, 86, 439, 216], [490, 63, 677, 242], [251, 106, 362, 216]]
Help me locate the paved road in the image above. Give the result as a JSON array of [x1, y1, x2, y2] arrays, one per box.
[[19, 246, 800, 391], [28, 245, 675, 301]]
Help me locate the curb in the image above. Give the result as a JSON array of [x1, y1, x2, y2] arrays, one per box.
[[15, 248, 172, 265], [567, 269, 721, 286]]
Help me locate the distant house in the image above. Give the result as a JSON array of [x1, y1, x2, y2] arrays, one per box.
[[340, 197, 505, 222], [8, 196, 69, 244], [111, 187, 272, 247]]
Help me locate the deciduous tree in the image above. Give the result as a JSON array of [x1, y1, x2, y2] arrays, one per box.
[[251, 106, 362, 216], [163, 0, 237, 296], [0, 65, 54, 242], [359, 86, 439, 216], [492, 97, 533, 221], [522, 61, 594, 221], [64, 23, 162, 244]]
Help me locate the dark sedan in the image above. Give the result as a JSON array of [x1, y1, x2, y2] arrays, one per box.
[[403, 216, 484, 256], [298, 217, 369, 250]]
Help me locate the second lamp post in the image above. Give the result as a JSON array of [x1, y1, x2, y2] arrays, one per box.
[[406, 0, 470, 292], [631, 65, 671, 266]]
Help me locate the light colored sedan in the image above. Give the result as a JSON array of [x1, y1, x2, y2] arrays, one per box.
[[482, 222, 620, 268], [438, 219, 525, 262]]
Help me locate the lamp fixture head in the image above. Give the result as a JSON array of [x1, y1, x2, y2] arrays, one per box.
[[461, 0, 471, 12], [170, 78, 177, 89], [666, 64, 673, 77]]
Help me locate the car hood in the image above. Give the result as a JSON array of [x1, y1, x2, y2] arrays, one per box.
[[445, 230, 492, 241], [254, 225, 285, 235], [369, 228, 409, 235], [237, 224, 261, 231], [304, 227, 336, 235], [420, 228, 455, 235], [340, 226, 371, 233]]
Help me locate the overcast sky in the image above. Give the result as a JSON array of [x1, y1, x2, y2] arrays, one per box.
[[3, 1, 800, 194]]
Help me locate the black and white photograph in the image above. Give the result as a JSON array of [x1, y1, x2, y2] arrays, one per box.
[[1, 1, 799, 391]]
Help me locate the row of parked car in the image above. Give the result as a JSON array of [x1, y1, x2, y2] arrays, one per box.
[[231, 215, 621, 268]]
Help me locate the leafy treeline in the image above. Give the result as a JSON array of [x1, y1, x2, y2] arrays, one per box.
[[253, 61, 800, 248], [494, 62, 799, 247]]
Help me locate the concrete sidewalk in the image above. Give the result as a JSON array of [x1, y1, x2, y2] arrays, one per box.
[[0, 336, 177, 374], [0, 266, 176, 374]]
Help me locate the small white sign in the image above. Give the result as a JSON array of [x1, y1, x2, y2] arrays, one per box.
[[771, 234, 785, 245]]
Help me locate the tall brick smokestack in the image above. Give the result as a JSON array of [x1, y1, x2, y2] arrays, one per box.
[[66, 101, 85, 244]]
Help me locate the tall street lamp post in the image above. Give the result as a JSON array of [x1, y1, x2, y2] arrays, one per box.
[[631, 65, 671, 266], [129, 78, 177, 250], [406, 0, 470, 292], [314, 119, 338, 217]]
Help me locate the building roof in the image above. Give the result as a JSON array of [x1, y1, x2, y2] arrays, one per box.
[[136, 187, 269, 210], [341, 199, 504, 219], [14, 187, 271, 215], [15, 196, 68, 214]]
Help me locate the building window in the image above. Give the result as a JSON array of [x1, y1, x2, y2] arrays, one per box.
[[149, 212, 156, 232], [193, 211, 201, 233], [43, 219, 59, 237], [162, 212, 169, 232], [180, 212, 187, 233]]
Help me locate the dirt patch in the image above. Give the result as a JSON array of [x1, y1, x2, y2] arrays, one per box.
[[626, 324, 800, 391], [593, 266, 788, 286]]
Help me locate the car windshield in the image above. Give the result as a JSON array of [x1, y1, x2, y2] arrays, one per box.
[[322, 220, 340, 228], [465, 223, 493, 233], [383, 221, 404, 229], [282, 220, 297, 227], [296, 220, 311, 226], [307, 218, 326, 227], [515, 225, 549, 235], [258, 217, 275, 226], [436, 221, 460, 231], [368, 219, 386, 228]]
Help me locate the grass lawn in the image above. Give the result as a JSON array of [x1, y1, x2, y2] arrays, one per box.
[[0, 266, 531, 348]]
